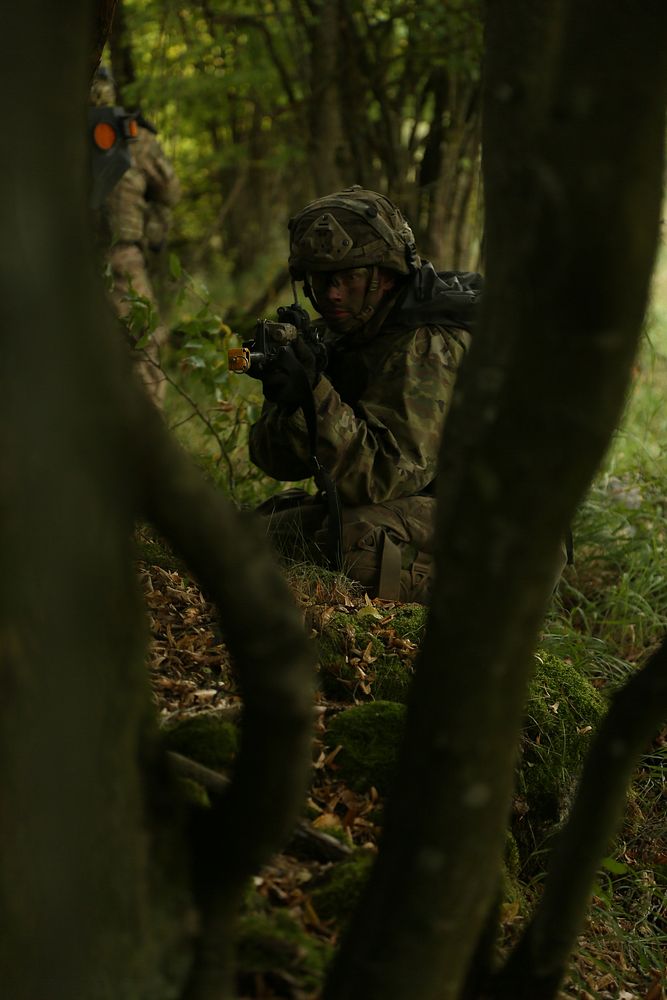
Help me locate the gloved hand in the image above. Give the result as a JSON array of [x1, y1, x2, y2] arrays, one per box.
[[261, 338, 321, 410]]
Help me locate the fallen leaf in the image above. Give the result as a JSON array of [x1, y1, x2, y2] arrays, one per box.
[[312, 813, 343, 832], [356, 605, 383, 620], [646, 976, 664, 1000], [361, 642, 377, 664]]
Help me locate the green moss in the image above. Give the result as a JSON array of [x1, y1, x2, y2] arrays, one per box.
[[317, 612, 414, 703], [236, 909, 331, 993], [310, 851, 374, 923], [501, 831, 526, 909], [504, 830, 521, 880], [317, 615, 364, 699], [371, 655, 412, 702], [134, 524, 188, 574], [383, 604, 428, 642], [162, 713, 238, 770], [326, 702, 406, 794], [176, 777, 210, 809], [515, 651, 606, 864]]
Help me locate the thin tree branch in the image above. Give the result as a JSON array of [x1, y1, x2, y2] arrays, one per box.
[[137, 347, 239, 501], [90, 0, 119, 79], [203, 9, 298, 106], [491, 636, 667, 1000], [127, 391, 316, 999], [168, 752, 351, 862]]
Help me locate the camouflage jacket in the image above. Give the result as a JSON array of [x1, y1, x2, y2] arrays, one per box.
[[249, 267, 479, 506], [106, 126, 180, 245]]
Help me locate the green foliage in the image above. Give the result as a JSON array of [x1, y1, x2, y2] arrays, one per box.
[[155, 258, 286, 506], [552, 474, 667, 669], [161, 713, 238, 770], [541, 310, 667, 686], [582, 850, 667, 992], [115, 0, 484, 283]]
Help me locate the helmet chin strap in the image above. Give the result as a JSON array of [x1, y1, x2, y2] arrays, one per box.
[[355, 265, 381, 326]]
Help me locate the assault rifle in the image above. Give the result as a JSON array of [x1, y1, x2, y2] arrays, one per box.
[[227, 304, 326, 377], [228, 303, 342, 570]]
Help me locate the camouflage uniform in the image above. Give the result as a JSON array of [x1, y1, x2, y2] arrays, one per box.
[[105, 126, 180, 407], [90, 68, 180, 407], [249, 187, 481, 603]]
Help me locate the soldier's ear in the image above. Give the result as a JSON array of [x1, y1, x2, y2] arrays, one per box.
[[377, 268, 397, 293]]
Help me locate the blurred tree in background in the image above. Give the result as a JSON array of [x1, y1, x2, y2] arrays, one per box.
[[109, 0, 484, 302]]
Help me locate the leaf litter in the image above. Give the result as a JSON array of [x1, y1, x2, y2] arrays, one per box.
[[139, 548, 666, 1000]]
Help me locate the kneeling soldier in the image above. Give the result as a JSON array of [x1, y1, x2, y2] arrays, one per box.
[[248, 186, 483, 604]]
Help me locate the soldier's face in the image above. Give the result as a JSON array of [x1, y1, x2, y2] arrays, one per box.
[[310, 267, 394, 330]]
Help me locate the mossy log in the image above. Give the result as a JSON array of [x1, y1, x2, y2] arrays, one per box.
[[323, 653, 606, 869], [236, 908, 332, 994], [162, 713, 239, 770], [309, 851, 375, 923], [317, 605, 426, 702], [163, 715, 351, 863]]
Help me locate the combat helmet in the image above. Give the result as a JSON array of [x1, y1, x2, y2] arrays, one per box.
[[288, 186, 421, 279], [90, 65, 117, 107]]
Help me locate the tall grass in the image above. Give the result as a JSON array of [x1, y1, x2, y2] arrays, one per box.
[[542, 247, 667, 996]]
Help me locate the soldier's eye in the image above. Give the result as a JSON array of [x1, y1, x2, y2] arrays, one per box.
[[339, 269, 369, 287]]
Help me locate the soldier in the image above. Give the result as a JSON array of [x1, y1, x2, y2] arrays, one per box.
[[247, 186, 483, 604], [90, 67, 181, 407]]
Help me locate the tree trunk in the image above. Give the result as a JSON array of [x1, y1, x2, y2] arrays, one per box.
[[91, 0, 119, 77], [418, 75, 482, 270], [307, 0, 348, 195], [109, 0, 137, 98], [324, 1, 667, 998], [1, 5, 178, 997], [1, 4, 316, 999]]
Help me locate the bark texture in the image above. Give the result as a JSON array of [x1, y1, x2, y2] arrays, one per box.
[[91, 0, 119, 77], [324, 2, 667, 998], [307, 0, 348, 195], [1, 6, 160, 996], [0, 4, 316, 998]]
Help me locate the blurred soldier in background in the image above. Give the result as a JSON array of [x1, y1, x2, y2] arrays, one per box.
[[89, 66, 181, 407]]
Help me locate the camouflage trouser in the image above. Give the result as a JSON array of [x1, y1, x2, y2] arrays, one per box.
[[259, 492, 437, 604], [107, 243, 168, 408], [259, 491, 569, 604]]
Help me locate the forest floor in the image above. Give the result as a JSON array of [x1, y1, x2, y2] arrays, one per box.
[[138, 528, 666, 1000]]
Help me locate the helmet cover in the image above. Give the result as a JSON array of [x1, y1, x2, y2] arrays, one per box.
[[288, 185, 420, 279], [90, 65, 117, 107]]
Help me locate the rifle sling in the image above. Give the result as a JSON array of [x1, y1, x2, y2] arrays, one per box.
[[297, 373, 343, 571]]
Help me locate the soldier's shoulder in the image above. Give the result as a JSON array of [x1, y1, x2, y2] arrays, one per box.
[[407, 323, 470, 356], [132, 126, 166, 162]]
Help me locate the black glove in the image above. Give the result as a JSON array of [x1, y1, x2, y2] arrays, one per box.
[[261, 338, 320, 410], [277, 303, 311, 332]]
